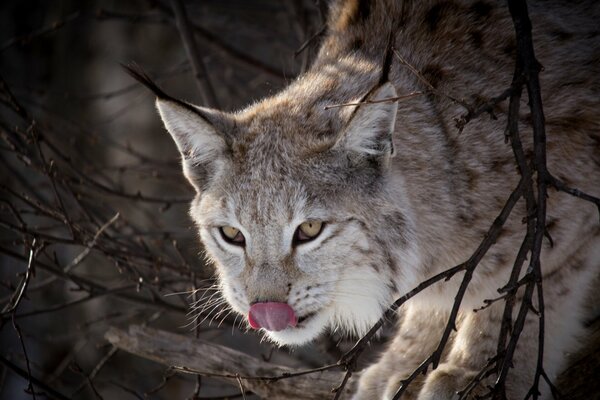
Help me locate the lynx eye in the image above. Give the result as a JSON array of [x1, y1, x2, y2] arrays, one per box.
[[293, 221, 324, 245], [219, 226, 245, 246]]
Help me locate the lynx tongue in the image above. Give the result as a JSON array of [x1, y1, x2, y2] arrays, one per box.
[[248, 302, 297, 331]]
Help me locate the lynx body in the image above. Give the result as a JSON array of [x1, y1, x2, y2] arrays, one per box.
[[144, 0, 600, 398]]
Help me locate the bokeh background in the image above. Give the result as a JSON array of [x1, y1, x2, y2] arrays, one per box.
[[0, 1, 376, 399]]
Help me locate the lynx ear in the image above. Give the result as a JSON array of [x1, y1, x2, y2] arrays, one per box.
[[122, 64, 231, 192], [334, 82, 398, 164], [156, 99, 231, 192]]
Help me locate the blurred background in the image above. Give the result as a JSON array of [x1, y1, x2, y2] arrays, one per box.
[[0, 1, 381, 399]]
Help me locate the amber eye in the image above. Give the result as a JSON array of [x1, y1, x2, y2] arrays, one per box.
[[219, 226, 245, 246], [293, 221, 324, 245]]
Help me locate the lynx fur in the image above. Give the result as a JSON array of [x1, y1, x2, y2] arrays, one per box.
[[139, 0, 600, 398]]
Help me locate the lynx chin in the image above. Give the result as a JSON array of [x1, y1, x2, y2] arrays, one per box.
[[131, 0, 599, 398]]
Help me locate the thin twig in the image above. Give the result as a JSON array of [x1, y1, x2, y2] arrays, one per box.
[[323, 92, 423, 110], [12, 314, 36, 400], [170, 0, 219, 108], [493, 1, 552, 398], [393, 49, 471, 111], [0, 11, 81, 53], [0, 355, 70, 400], [2, 239, 37, 316], [72, 346, 119, 396], [295, 25, 326, 56], [547, 175, 600, 222], [172, 362, 340, 382], [152, 0, 287, 79], [235, 374, 247, 400]]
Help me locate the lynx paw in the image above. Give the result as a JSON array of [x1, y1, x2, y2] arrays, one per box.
[[380, 372, 424, 400], [353, 363, 422, 400], [417, 365, 480, 400]]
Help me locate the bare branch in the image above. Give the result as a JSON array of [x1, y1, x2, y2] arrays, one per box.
[[548, 175, 600, 222], [1, 239, 37, 316], [393, 49, 471, 112], [0, 355, 70, 400], [170, 0, 219, 108], [152, 0, 289, 79], [0, 11, 81, 53], [105, 325, 352, 400], [323, 92, 423, 110]]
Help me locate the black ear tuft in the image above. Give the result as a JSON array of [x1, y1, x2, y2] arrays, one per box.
[[121, 62, 170, 100], [121, 62, 211, 120]]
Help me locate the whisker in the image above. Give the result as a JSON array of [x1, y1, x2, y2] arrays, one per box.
[[187, 298, 228, 324], [193, 290, 223, 310], [163, 280, 219, 297], [191, 295, 225, 310], [217, 309, 235, 328], [209, 305, 232, 327], [197, 301, 229, 326], [194, 299, 227, 317], [327, 290, 390, 299], [232, 314, 241, 334], [192, 286, 222, 305], [238, 314, 248, 332]]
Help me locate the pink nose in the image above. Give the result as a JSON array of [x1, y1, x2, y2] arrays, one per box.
[[248, 302, 297, 331]]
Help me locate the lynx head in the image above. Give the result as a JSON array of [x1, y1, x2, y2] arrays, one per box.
[[131, 65, 418, 345]]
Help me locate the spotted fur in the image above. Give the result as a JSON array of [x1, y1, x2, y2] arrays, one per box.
[[149, 1, 600, 398]]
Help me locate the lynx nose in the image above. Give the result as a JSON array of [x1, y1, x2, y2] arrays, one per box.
[[248, 302, 297, 331]]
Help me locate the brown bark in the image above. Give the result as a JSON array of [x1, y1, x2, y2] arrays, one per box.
[[105, 325, 354, 400], [106, 322, 600, 399]]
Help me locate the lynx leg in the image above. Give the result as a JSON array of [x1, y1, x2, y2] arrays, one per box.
[[416, 302, 509, 400], [417, 235, 600, 400], [353, 305, 449, 400]]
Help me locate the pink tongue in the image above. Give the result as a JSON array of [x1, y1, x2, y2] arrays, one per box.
[[248, 302, 297, 331]]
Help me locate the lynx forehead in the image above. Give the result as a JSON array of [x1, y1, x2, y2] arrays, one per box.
[[143, 0, 600, 398]]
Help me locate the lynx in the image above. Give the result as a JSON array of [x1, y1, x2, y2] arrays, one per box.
[[129, 0, 600, 398]]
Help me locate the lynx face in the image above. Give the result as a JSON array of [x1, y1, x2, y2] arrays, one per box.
[[192, 180, 392, 344], [156, 82, 419, 345]]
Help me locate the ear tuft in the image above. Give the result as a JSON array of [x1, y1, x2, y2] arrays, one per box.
[[121, 62, 169, 100], [334, 82, 398, 162], [123, 63, 232, 192]]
